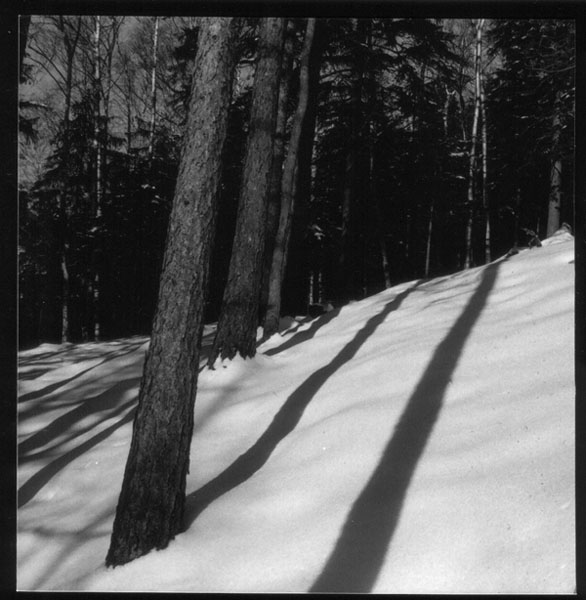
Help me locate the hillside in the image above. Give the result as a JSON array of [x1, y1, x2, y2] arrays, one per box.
[[17, 230, 575, 593]]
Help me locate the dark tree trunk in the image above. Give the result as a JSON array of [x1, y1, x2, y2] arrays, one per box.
[[464, 19, 483, 270], [209, 17, 286, 365], [547, 94, 562, 237], [337, 18, 366, 303], [106, 17, 239, 567], [260, 21, 295, 320], [263, 18, 318, 338]]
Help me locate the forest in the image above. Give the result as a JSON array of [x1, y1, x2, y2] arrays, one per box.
[[19, 15, 575, 349], [18, 14, 576, 570]]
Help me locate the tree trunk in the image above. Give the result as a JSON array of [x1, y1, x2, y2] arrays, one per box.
[[425, 201, 434, 279], [480, 71, 490, 263], [260, 21, 294, 320], [209, 17, 286, 364], [464, 18, 483, 270], [106, 17, 239, 567], [263, 18, 317, 338], [148, 16, 159, 165], [92, 15, 102, 340], [57, 17, 81, 343], [547, 94, 562, 237], [337, 18, 365, 302]]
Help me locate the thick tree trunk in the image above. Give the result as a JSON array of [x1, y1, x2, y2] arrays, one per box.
[[263, 18, 317, 338], [209, 18, 286, 364], [106, 17, 239, 567], [464, 19, 483, 270], [260, 21, 294, 320]]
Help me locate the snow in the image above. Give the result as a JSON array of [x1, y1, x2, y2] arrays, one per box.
[[17, 230, 575, 593]]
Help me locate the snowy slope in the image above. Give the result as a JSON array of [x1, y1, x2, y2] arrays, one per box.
[[17, 231, 575, 593]]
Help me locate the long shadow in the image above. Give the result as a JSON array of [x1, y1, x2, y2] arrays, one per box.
[[184, 282, 421, 529], [18, 340, 146, 403], [18, 377, 140, 458], [309, 260, 503, 593], [18, 404, 136, 508], [263, 308, 343, 356]]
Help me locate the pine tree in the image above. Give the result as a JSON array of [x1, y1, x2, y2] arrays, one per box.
[[209, 17, 286, 365], [106, 17, 240, 566]]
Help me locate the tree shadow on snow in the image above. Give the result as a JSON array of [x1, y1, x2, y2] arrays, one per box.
[[309, 259, 503, 593], [18, 404, 136, 508], [18, 376, 141, 460], [183, 282, 421, 529], [18, 340, 146, 403], [263, 308, 342, 357]]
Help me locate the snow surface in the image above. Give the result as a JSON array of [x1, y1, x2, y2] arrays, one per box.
[[17, 231, 575, 593]]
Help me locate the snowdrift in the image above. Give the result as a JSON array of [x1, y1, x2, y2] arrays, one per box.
[[17, 231, 575, 593]]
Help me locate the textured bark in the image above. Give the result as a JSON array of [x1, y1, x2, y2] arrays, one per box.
[[263, 18, 317, 339], [209, 17, 286, 364], [106, 17, 239, 567], [260, 21, 294, 320]]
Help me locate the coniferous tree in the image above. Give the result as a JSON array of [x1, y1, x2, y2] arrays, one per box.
[[106, 17, 240, 566], [209, 17, 286, 365]]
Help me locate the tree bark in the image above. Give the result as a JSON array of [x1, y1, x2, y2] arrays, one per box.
[[106, 17, 239, 567], [464, 19, 483, 270], [57, 17, 82, 342], [337, 18, 366, 302], [480, 70, 490, 263], [148, 16, 159, 165], [209, 17, 286, 364], [260, 21, 294, 320], [547, 93, 562, 237], [92, 15, 102, 340], [263, 18, 317, 338]]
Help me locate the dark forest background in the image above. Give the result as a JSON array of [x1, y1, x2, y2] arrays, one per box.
[[18, 16, 575, 349]]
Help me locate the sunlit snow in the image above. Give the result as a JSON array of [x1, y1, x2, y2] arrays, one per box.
[[17, 230, 575, 593]]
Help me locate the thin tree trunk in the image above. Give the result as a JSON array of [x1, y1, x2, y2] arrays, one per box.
[[260, 21, 294, 319], [480, 73, 490, 263], [263, 18, 317, 338], [464, 18, 483, 270], [148, 16, 159, 165], [92, 15, 102, 340], [209, 17, 286, 364], [57, 16, 82, 343], [547, 93, 562, 237], [338, 18, 365, 302], [106, 17, 239, 567], [425, 201, 434, 279]]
